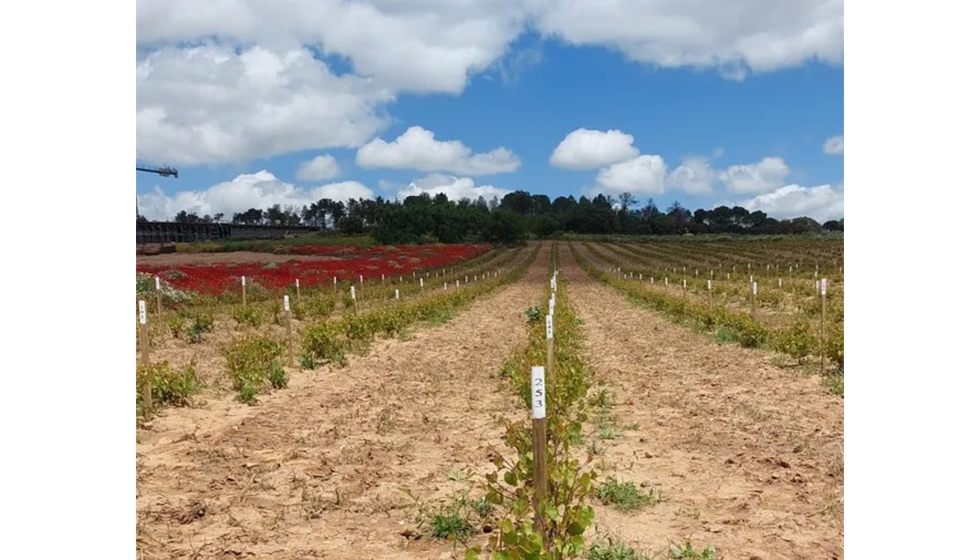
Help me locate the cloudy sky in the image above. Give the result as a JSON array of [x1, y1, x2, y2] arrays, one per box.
[[136, 0, 844, 223]]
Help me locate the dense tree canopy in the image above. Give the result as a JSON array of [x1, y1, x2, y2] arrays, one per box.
[[153, 190, 842, 243]]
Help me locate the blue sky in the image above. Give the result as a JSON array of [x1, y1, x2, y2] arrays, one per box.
[[136, 1, 844, 223]]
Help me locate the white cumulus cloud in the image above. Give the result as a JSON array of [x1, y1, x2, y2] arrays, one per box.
[[136, 171, 374, 221], [549, 128, 640, 170], [296, 154, 341, 181], [823, 134, 844, 155], [394, 173, 512, 202], [593, 155, 668, 196], [136, 1, 844, 166], [356, 126, 520, 175], [530, 0, 843, 78], [136, 44, 393, 166], [665, 156, 715, 195], [719, 157, 791, 194], [737, 183, 844, 223]]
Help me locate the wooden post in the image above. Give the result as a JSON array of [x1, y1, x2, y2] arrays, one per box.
[[351, 285, 357, 315], [530, 365, 548, 535], [295, 278, 300, 302], [138, 300, 152, 420], [333, 276, 337, 293], [154, 276, 163, 331], [395, 288, 400, 300], [283, 295, 294, 367], [683, 278, 687, 297], [751, 281, 757, 318], [546, 314, 554, 372], [820, 278, 827, 374], [241, 276, 247, 306], [708, 279, 712, 306]]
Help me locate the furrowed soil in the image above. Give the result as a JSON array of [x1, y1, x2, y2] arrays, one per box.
[[560, 243, 843, 560], [136, 244, 548, 559]]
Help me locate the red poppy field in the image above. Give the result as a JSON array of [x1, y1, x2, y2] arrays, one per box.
[[136, 243, 491, 295]]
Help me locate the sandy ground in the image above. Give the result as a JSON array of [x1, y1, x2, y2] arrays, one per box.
[[560, 243, 843, 559], [136, 241, 843, 559], [136, 245, 548, 559]]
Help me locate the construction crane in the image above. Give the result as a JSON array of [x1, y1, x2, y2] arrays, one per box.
[[137, 165, 179, 220], [137, 165, 178, 178]]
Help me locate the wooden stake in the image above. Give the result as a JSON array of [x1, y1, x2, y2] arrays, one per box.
[[295, 278, 300, 301], [708, 279, 712, 306], [241, 276, 247, 306], [530, 365, 548, 535], [138, 300, 152, 420], [283, 295, 294, 367], [751, 281, 757, 318], [154, 276, 163, 330], [820, 278, 827, 374], [351, 285, 358, 315]]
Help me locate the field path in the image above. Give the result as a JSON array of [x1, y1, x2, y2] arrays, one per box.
[[559, 243, 843, 560], [136, 244, 548, 560]]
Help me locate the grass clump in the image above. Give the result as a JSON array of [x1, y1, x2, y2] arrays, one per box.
[[595, 478, 659, 512]]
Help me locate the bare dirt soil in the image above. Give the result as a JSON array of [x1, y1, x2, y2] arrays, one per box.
[[137, 251, 344, 266], [136, 246, 548, 559], [560, 244, 843, 560]]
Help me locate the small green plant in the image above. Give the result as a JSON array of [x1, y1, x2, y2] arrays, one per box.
[[524, 306, 542, 323], [715, 327, 737, 344], [166, 314, 186, 338], [668, 541, 716, 560], [136, 361, 199, 415], [595, 478, 656, 512], [299, 352, 318, 370], [598, 426, 621, 440], [824, 373, 844, 397], [587, 537, 649, 560], [183, 311, 213, 343], [269, 362, 288, 389], [588, 388, 614, 410], [232, 305, 264, 328], [771, 319, 815, 364], [430, 506, 475, 542], [222, 334, 285, 403], [235, 382, 260, 405]]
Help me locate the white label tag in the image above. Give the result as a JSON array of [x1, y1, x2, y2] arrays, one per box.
[[241, 276, 246, 286], [546, 314, 553, 340], [283, 295, 290, 311], [531, 366, 546, 419], [350, 286, 356, 299], [395, 289, 399, 299], [360, 275, 363, 284], [420, 278, 424, 287], [708, 280, 712, 290], [295, 279, 300, 288], [752, 282, 757, 295], [821, 278, 827, 296], [138, 300, 147, 325], [155, 276, 160, 290]]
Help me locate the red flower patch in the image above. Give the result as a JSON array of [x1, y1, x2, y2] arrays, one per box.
[[137, 244, 491, 295]]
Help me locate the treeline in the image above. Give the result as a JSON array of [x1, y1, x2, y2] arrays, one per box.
[[137, 190, 842, 244]]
